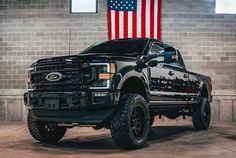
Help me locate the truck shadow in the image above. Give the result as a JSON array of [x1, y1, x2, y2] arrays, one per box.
[[148, 125, 194, 144], [28, 125, 194, 153]]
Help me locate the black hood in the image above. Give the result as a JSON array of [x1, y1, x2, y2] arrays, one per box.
[[35, 54, 138, 65], [78, 53, 138, 61]]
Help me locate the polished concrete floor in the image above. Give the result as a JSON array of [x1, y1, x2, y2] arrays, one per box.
[[0, 121, 235, 158]]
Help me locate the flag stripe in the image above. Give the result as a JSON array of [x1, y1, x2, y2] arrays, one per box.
[[157, 0, 161, 39], [137, 0, 141, 37], [150, 0, 155, 38], [115, 11, 119, 39], [154, 0, 158, 39], [124, 12, 128, 38], [132, 11, 137, 38], [128, 11, 133, 38], [141, 0, 146, 38], [111, 11, 116, 40], [145, 0, 150, 38], [119, 12, 124, 38]]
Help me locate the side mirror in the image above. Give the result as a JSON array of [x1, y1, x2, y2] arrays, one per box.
[[164, 51, 178, 63], [136, 53, 159, 68], [147, 53, 158, 61], [148, 60, 158, 67]]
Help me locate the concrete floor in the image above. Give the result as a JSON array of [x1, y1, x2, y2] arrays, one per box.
[[0, 122, 235, 158]]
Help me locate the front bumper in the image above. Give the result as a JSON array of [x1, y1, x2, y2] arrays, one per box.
[[24, 90, 120, 124]]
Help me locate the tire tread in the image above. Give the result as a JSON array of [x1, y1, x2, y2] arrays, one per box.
[[110, 94, 150, 149]]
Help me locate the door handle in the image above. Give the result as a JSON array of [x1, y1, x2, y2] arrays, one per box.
[[168, 71, 175, 76], [183, 74, 188, 78]]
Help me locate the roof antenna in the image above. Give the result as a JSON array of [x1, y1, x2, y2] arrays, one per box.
[[68, 28, 71, 56]]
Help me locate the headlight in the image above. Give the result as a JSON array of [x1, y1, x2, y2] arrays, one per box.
[[98, 63, 116, 80], [90, 63, 116, 89], [26, 68, 34, 91]]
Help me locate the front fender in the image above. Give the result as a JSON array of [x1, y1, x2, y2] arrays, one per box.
[[199, 80, 211, 102], [112, 66, 150, 94]]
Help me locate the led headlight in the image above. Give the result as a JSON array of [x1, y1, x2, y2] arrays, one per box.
[[90, 63, 116, 89]]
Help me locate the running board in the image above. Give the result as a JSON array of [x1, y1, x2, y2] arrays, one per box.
[[149, 100, 198, 106]]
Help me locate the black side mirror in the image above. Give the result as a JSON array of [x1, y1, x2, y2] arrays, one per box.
[[164, 51, 178, 63], [136, 53, 159, 68], [147, 53, 158, 61], [148, 60, 158, 67]]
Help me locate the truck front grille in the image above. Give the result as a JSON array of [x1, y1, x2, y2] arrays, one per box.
[[31, 56, 92, 92]]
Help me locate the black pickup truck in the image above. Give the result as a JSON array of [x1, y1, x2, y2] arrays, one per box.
[[24, 38, 212, 149]]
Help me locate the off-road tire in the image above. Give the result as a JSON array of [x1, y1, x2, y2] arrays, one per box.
[[27, 116, 67, 143], [110, 94, 150, 149], [192, 97, 211, 130]]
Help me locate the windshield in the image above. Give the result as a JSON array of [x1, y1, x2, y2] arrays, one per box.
[[80, 39, 148, 58]]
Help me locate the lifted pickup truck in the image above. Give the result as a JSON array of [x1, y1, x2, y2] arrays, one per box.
[[24, 38, 212, 149]]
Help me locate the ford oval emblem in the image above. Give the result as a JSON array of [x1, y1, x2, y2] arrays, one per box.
[[45, 72, 63, 82]]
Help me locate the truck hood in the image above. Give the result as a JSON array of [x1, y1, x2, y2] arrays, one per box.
[[78, 53, 138, 61], [34, 54, 138, 66]]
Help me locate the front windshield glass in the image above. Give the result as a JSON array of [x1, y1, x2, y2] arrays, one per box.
[[80, 39, 148, 58]]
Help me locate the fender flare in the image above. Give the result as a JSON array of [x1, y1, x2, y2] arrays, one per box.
[[199, 80, 211, 101], [114, 69, 150, 101]]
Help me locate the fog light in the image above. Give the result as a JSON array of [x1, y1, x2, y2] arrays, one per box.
[[92, 92, 108, 97]]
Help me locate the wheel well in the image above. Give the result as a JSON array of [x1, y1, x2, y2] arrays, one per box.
[[201, 85, 208, 98], [120, 77, 147, 100]]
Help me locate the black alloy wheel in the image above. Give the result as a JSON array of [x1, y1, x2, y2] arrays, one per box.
[[110, 94, 150, 149], [131, 105, 146, 140]]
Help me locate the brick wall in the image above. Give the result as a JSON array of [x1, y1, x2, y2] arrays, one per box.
[[0, 0, 235, 122]]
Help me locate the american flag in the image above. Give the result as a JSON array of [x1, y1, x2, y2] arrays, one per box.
[[107, 0, 161, 40]]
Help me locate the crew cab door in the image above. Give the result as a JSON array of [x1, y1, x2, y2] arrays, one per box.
[[164, 50, 189, 102], [148, 43, 179, 102]]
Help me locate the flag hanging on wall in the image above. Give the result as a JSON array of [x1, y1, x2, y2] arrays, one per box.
[[107, 0, 161, 40]]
